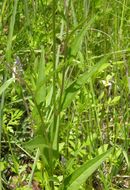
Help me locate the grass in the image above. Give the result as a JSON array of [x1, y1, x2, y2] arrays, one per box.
[[0, 0, 130, 189]]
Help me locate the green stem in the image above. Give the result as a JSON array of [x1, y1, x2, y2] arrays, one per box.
[[52, 0, 56, 139], [49, 0, 57, 189], [0, 74, 6, 190], [6, 0, 19, 62], [28, 148, 40, 187], [59, 0, 69, 111]]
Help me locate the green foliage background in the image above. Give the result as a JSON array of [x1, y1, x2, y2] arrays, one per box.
[[0, 0, 130, 189]]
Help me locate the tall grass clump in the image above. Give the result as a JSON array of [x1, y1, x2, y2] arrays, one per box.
[[0, 0, 130, 189]]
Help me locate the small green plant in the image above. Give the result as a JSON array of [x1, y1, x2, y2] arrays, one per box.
[[0, 0, 130, 189]]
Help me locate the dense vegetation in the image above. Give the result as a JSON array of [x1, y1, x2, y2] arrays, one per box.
[[0, 0, 130, 189]]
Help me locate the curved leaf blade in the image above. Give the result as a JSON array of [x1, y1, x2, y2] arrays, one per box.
[[35, 46, 46, 105], [62, 59, 109, 109], [0, 78, 14, 96], [62, 148, 113, 190]]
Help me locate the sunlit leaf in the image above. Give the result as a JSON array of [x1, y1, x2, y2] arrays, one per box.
[[35, 46, 46, 105], [109, 96, 120, 105], [62, 148, 113, 190], [70, 17, 96, 56], [61, 59, 109, 109], [24, 135, 48, 149], [0, 78, 14, 96]]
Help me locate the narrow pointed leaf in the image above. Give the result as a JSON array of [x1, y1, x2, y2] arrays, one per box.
[[0, 78, 14, 96], [62, 59, 109, 109], [35, 46, 46, 105], [23, 135, 48, 149], [70, 17, 96, 56], [62, 148, 113, 190]]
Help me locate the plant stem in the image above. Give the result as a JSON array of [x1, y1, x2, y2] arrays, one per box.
[[52, 0, 56, 139], [28, 148, 40, 187], [0, 74, 6, 190]]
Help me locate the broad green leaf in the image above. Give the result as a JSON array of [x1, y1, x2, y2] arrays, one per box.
[[35, 46, 46, 105], [62, 148, 113, 190], [0, 78, 14, 96], [24, 135, 58, 173], [24, 135, 48, 149], [61, 59, 109, 109], [24, 135, 50, 168]]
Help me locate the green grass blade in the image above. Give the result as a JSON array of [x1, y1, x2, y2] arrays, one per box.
[[28, 148, 40, 187], [35, 46, 46, 105], [62, 148, 113, 190], [0, 78, 14, 96], [6, 0, 19, 62], [70, 17, 96, 57]]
